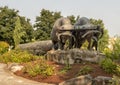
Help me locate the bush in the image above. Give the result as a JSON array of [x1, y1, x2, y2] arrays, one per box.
[[22, 60, 54, 77], [114, 64, 120, 76], [0, 50, 38, 63], [100, 58, 117, 74], [112, 36, 120, 60], [103, 36, 120, 60], [111, 75, 120, 85], [0, 41, 9, 55]]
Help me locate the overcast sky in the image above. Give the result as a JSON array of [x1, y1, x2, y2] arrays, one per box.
[[0, 0, 120, 37]]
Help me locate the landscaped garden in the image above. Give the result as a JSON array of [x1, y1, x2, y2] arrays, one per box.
[[0, 38, 120, 85], [0, 6, 120, 85]]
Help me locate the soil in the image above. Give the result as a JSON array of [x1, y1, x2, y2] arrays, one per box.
[[15, 61, 113, 85]]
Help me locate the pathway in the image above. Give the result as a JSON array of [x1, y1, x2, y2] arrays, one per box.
[[0, 63, 54, 85]]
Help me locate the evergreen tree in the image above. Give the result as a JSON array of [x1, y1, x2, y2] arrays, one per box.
[[13, 17, 25, 47], [20, 17, 34, 43]]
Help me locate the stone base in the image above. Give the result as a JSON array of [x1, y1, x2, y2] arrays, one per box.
[[46, 48, 105, 64]]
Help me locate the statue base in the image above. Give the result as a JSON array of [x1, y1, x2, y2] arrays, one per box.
[[46, 48, 105, 64]]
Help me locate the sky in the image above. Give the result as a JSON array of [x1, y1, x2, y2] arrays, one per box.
[[0, 0, 120, 37]]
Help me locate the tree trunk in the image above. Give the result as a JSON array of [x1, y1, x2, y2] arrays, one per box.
[[17, 40, 53, 55]]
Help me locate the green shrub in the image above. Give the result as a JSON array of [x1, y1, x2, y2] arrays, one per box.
[[0, 50, 38, 63], [114, 64, 120, 76], [77, 65, 93, 76], [112, 36, 120, 60], [103, 48, 112, 58], [103, 36, 120, 60], [22, 60, 54, 77], [111, 75, 120, 85], [0, 41, 9, 55], [100, 58, 117, 74]]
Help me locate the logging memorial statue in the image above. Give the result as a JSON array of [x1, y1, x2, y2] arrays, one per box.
[[72, 17, 104, 50], [48, 17, 105, 65], [51, 17, 104, 51], [50, 17, 74, 50]]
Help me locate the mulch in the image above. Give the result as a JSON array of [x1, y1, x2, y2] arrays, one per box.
[[15, 61, 112, 85]]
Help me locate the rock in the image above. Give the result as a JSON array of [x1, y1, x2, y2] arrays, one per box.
[[46, 48, 105, 64], [59, 74, 92, 85], [7, 63, 24, 73], [59, 75, 112, 85], [92, 76, 112, 85]]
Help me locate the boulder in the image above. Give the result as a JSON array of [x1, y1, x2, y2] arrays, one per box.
[[7, 63, 24, 73], [46, 48, 105, 64], [59, 74, 92, 85]]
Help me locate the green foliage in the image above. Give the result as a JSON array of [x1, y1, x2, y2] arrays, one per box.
[[67, 15, 76, 25], [0, 6, 18, 45], [22, 60, 54, 77], [100, 58, 117, 74], [111, 36, 120, 59], [60, 59, 71, 74], [103, 47, 112, 58], [0, 50, 37, 63], [103, 36, 120, 60], [111, 75, 120, 85], [0, 41, 9, 55], [20, 17, 34, 43], [60, 64, 71, 74], [115, 64, 120, 76], [0, 6, 33, 46], [13, 17, 25, 47], [99, 29, 109, 52], [77, 65, 93, 76], [34, 9, 61, 40]]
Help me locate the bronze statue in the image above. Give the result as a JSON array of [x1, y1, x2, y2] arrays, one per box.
[[51, 17, 103, 51], [91, 26, 104, 50], [72, 17, 104, 50], [51, 17, 74, 50]]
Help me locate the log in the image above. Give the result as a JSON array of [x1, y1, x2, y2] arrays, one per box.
[[17, 40, 53, 55]]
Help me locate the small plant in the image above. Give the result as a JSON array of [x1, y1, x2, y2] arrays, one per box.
[[110, 75, 120, 85], [22, 60, 54, 77], [0, 41, 9, 55], [60, 59, 71, 74], [77, 65, 93, 76], [100, 58, 117, 74], [60, 64, 71, 74], [114, 64, 120, 76]]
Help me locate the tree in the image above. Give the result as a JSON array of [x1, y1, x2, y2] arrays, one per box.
[[0, 6, 34, 45], [34, 9, 61, 40], [67, 15, 76, 25], [20, 17, 34, 43], [0, 6, 18, 45], [13, 17, 25, 47], [90, 18, 109, 52]]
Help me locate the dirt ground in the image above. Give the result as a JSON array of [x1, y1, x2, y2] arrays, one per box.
[[15, 61, 112, 85]]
